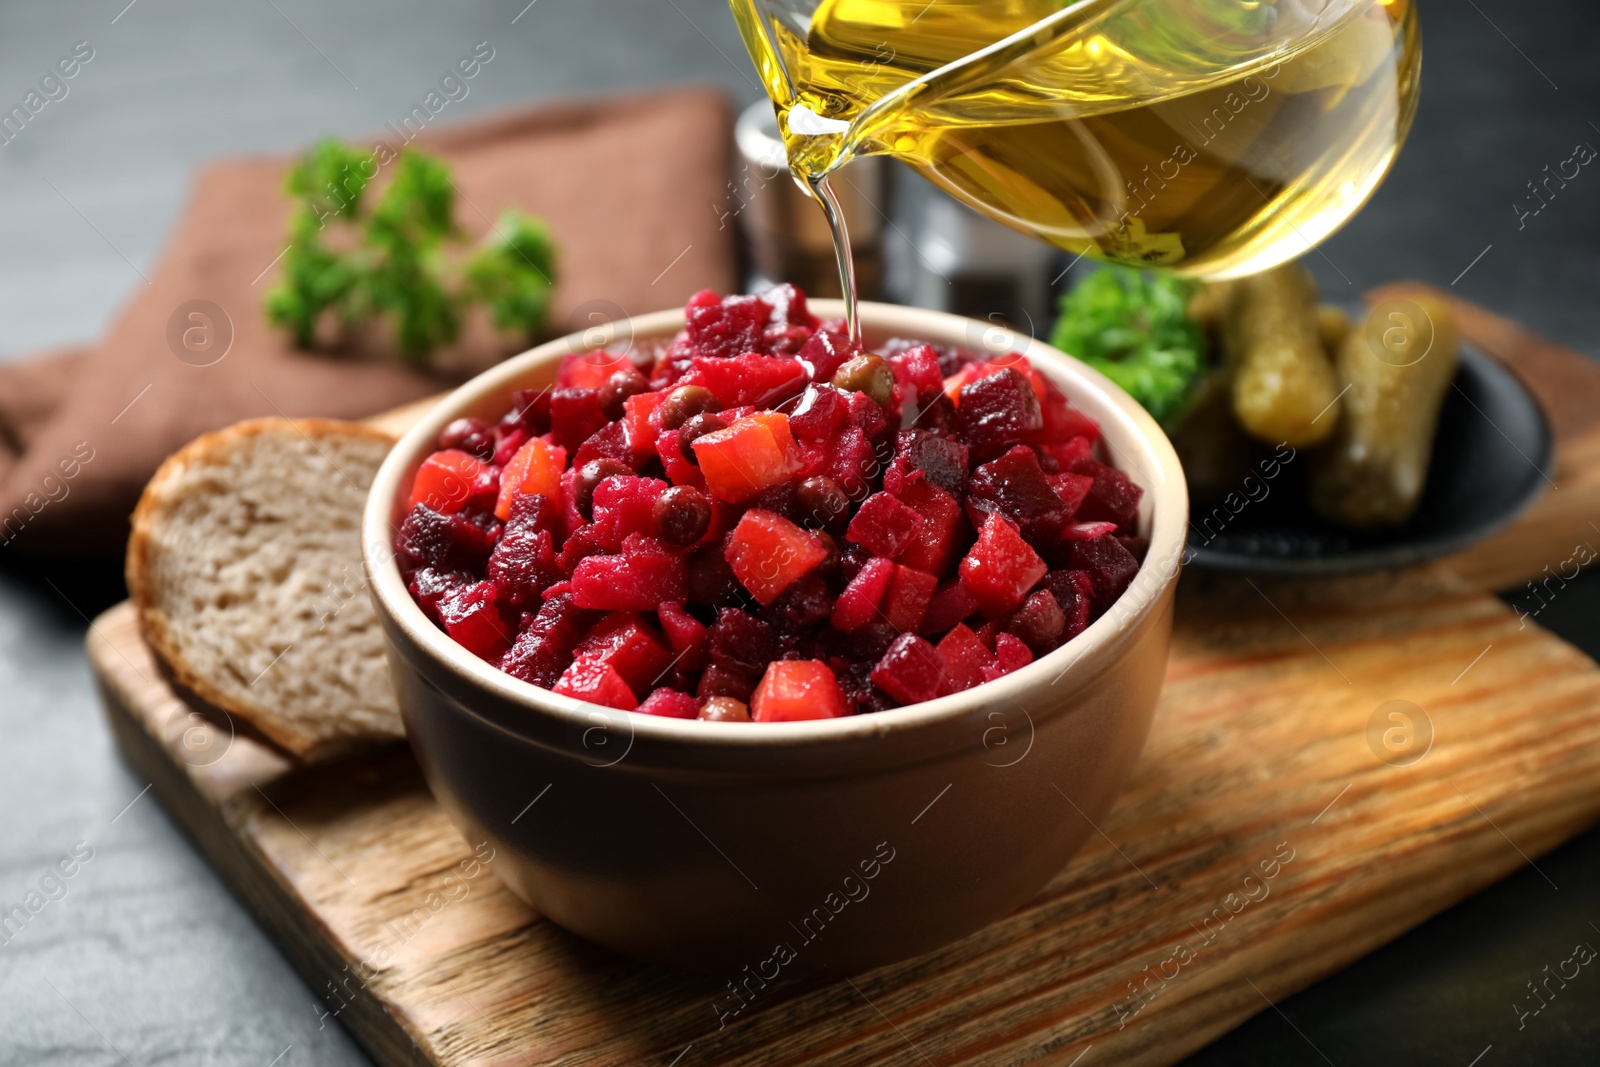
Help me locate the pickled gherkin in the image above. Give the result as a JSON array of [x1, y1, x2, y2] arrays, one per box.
[[1223, 265, 1343, 448], [1308, 296, 1460, 529]]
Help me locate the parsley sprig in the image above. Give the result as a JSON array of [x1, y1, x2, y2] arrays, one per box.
[[266, 139, 556, 365], [1050, 265, 1206, 426]]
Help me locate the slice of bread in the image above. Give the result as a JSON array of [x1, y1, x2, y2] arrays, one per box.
[[127, 418, 403, 762]]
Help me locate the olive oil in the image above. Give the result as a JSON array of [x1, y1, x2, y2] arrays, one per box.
[[732, 0, 1420, 336]]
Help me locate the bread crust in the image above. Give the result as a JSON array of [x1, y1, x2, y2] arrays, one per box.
[[126, 418, 398, 762]]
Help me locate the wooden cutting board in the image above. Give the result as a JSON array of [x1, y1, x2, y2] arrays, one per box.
[[90, 288, 1600, 1067]]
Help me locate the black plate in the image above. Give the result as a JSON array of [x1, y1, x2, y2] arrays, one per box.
[[1185, 344, 1554, 575]]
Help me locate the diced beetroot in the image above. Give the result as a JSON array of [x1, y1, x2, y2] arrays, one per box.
[[654, 428, 707, 489], [1048, 471, 1095, 518], [788, 384, 849, 441], [1061, 520, 1120, 541], [985, 632, 1034, 681], [408, 450, 489, 515], [835, 659, 893, 714], [557, 522, 608, 573], [505, 491, 563, 538], [843, 389, 889, 436], [405, 284, 1142, 719], [980, 355, 1047, 400], [936, 623, 995, 692], [622, 391, 664, 457], [965, 445, 1067, 543], [1036, 390, 1102, 443], [408, 566, 471, 623], [831, 556, 895, 632], [683, 353, 809, 408], [684, 290, 773, 361], [959, 514, 1047, 619], [1042, 569, 1096, 643], [957, 368, 1043, 458], [573, 419, 636, 471], [572, 611, 673, 694], [590, 476, 669, 551], [553, 658, 636, 710], [496, 438, 567, 521], [974, 619, 1003, 651], [1040, 435, 1095, 470], [744, 480, 800, 524], [500, 593, 598, 688], [549, 387, 609, 451], [1068, 457, 1145, 533], [396, 504, 497, 577], [1006, 589, 1066, 652], [707, 608, 779, 676], [637, 687, 700, 719], [847, 492, 926, 559], [943, 363, 981, 406], [487, 523, 557, 608], [438, 580, 512, 662], [910, 392, 957, 435], [1064, 535, 1140, 613], [764, 324, 814, 357], [725, 509, 828, 605], [444, 466, 494, 518], [882, 564, 938, 633], [559, 348, 632, 390], [870, 633, 947, 705], [797, 327, 857, 384], [658, 601, 710, 671], [836, 540, 873, 586], [751, 660, 850, 722], [502, 387, 552, 437], [493, 424, 531, 467], [893, 480, 967, 579], [693, 411, 803, 503], [826, 426, 880, 500], [920, 579, 979, 636], [882, 429, 968, 497], [762, 572, 832, 633], [761, 282, 817, 332], [888, 343, 944, 397], [570, 539, 687, 611]]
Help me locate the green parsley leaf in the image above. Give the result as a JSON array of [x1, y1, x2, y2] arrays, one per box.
[[1049, 265, 1206, 426], [265, 139, 556, 365]]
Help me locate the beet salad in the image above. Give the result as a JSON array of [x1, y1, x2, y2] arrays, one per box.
[[394, 286, 1146, 723]]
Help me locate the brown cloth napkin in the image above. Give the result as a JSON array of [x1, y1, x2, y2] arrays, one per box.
[[0, 88, 738, 556]]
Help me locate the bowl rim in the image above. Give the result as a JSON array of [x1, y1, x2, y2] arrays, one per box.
[[362, 298, 1189, 750]]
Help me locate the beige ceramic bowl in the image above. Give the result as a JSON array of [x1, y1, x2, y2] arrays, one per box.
[[363, 300, 1187, 977]]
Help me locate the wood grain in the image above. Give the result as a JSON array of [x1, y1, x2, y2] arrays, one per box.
[[90, 566, 1600, 1066]]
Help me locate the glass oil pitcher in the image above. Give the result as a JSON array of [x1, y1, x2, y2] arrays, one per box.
[[731, 0, 1421, 301]]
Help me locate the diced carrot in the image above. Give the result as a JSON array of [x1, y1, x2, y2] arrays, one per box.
[[692, 411, 802, 502], [725, 509, 828, 605], [409, 450, 489, 514], [751, 660, 849, 722], [496, 438, 567, 520]]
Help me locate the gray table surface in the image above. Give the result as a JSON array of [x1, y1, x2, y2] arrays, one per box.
[[2, 2, 1598, 1064]]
